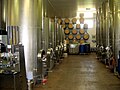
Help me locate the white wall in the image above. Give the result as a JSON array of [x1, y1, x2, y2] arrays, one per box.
[[85, 17, 96, 48]]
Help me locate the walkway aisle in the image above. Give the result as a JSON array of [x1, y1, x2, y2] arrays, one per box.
[[34, 53, 120, 90]]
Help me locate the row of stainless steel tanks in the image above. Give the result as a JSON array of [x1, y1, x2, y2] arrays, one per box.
[[0, 0, 65, 85], [96, 0, 120, 76]]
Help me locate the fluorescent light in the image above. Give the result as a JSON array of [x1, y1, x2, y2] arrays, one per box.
[[77, 8, 96, 13]]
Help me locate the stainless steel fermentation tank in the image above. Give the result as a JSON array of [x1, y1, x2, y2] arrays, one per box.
[[96, 0, 120, 66], [96, 0, 114, 63], [54, 17, 64, 63], [3, 0, 44, 82], [0, 0, 7, 46], [100, 1, 109, 47], [1, 0, 63, 85], [107, 0, 120, 74], [0, 0, 6, 29], [97, 1, 114, 48], [113, 0, 120, 61], [19, 0, 42, 81], [102, 0, 120, 60], [97, 7, 104, 47]]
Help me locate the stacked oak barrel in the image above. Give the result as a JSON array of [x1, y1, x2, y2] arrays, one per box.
[[58, 14, 90, 54]]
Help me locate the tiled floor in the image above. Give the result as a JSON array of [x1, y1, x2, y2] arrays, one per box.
[[34, 53, 120, 90]]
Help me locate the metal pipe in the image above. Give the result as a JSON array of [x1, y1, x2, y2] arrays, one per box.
[[51, 19, 55, 49], [54, 16, 57, 48], [57, 24, 60, 45]]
